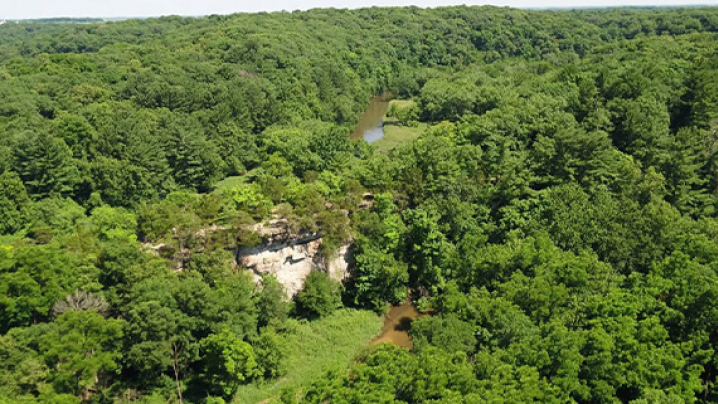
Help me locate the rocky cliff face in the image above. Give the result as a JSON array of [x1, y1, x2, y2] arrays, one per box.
[[143, 217, 354, 297], [237, 228, 352, 297]]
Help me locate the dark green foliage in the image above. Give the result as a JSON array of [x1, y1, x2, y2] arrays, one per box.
[[13, 132, 80, 199], [0, 171, 31, 234], [39, 311, 124, 397], [161, 114, 223, 192], [410, 314, 477, 355], [351, 240, 408, 311], [255, 275, 289, 328]]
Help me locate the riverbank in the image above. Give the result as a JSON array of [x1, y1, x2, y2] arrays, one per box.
[[349, 95, 390, 143], [350, 97, 426, 152], [373, 119, 427, 154], [372, 99, 427, 154], [233, 300, 425, 403]]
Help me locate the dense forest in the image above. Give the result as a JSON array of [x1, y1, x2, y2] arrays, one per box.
[[1, 5, 718, 404]]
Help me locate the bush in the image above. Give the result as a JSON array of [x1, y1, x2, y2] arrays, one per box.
[[295, 272, 342, 319]]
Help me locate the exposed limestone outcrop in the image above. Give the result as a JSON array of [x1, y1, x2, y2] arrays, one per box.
[[142, 216, 355, 297], [328, 244, 352, 282], [237, 220, 352, 297]]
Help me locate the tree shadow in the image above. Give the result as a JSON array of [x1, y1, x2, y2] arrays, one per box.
[[395, 316, 413, 332]]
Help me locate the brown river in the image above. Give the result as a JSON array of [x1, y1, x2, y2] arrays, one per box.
[[371, 299, 421, 348], [352, 97, 423, 348], [350, 95, 390, 143]]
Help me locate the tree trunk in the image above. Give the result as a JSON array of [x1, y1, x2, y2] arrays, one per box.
[[171, 342, 183, 404]]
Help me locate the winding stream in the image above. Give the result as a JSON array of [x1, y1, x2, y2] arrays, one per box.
[[353, 97, 424, 348], [350, 95, 390, 143]]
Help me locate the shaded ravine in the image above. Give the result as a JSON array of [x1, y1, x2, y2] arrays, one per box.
[[371, 299, 422, 348]]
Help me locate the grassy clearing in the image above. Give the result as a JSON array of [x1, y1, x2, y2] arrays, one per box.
[[213, 175, 249, 194], [212, 168, 261, 195], [373, 119, 427, 154], [388, 99, 416, 109], [372, 99, 425, 154], [233, 309, 382, 404]]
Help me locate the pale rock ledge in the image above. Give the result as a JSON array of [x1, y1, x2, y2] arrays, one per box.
[[236, 232, 352, 298]]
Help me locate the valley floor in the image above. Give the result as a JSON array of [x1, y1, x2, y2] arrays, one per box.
[[233, 309, 382, 404]]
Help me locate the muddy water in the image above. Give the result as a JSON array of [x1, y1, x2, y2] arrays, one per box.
[[350, 95, 390, 144], [372, 300, 420, 349]]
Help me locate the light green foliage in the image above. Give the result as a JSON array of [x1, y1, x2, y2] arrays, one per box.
[[260, 154, 295, 180], [0, 243, 100, 332], [418, 78, 478, 121], [264, 128, 321, 176], [403, 208, 453, 292], [188, 249, 236, 286], [302, 345, 478, 404], [89, 205, 137, 242], [212, 174, 253, 195], [233, 310, 381, 404], [55, 113, 97, 158], [225, 184, 273, 219], [252, 327, 288, 380], [26, 197, 85, 240], [374, 121, 427, 154], [200, 329, 258, 398], [0, 329, 51, 400], [296, 272, 343, 319], [386, 99, 420, 126], [263, 121, 352, 177], [214, 273, 259, 338]]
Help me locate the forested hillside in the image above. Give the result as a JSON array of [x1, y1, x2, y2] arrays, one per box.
[[1, 5, 718, 404]]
